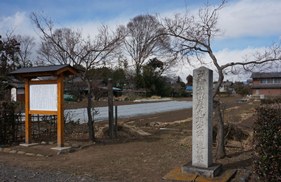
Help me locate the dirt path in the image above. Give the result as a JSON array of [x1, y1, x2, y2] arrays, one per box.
[[0, 96, 259, 181]]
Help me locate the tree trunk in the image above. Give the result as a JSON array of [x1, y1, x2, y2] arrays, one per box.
[[211, 65, 226, 159], [86, 81, 95, 141], [135, 64, 144, 89], [214, 100, 226, 159]]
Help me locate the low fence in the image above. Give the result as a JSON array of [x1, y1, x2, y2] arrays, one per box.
[[0, 102, 17, 145], [0, 102, 57, 145]]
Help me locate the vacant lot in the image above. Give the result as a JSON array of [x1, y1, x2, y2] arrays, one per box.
[[0, 96, 259, 181]]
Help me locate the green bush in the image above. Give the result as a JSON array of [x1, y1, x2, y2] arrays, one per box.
[[254, 103, 281, 182], [0, 101, 16, 145]]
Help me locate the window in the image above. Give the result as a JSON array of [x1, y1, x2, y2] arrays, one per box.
[[267, 79, 273, 84], [260, 78, 281, 84], [261, 79, 267, 84], [274, 78, 281, 83]]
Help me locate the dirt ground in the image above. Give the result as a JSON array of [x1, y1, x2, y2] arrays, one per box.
[[0, 96, 260, 181]]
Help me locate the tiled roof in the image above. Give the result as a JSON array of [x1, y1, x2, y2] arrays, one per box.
[[251, 72, 281, 78], [9, 65, 78, 79], [10, 65, 70, 74]]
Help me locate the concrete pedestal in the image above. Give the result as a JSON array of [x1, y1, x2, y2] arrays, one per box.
[[51, 146, 72, 154], [20, 143, 39, 147], [51, 146, 71, 151], [182, 162, 222, 178]]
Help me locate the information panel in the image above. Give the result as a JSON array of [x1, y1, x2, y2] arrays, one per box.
[[30, 84, 57, 111]]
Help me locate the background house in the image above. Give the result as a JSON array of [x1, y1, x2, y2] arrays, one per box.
[[251, 72, 281, 96], [9, 80, 25, 103], [212, 80, 235, 95], [219, 80, 234, 95]]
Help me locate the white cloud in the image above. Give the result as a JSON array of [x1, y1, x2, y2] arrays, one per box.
[[0, 12, 36, 37], [176, 46, 271, 82], [159, 0, 281, 40], [218, 0, 281, 38], [66, 16, 130, 38], [215, 47, 266, 65]]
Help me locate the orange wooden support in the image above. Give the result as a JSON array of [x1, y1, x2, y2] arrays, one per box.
[[57, 75, 64, 147], [24, 79, 31, 144]]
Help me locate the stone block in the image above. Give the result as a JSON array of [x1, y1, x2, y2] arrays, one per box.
[[182, 162, 222, 178], [51, 146, 72, 155], [17, 151, 26, 155], [25, 152, 36, 156], [20, 143, 39, 147], [9, 150, 17, 154], [3, 148, 11, 153]]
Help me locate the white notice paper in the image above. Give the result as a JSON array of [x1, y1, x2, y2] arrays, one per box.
[[30, 84, 57, 111]]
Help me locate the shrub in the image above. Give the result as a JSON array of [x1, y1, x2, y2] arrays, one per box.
[[253, 103, 281, 182], [0, 101, 16, 145], [260, 97, 281, 105]]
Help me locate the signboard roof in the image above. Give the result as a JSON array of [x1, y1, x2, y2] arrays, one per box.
[[9, 65, 78, 78]]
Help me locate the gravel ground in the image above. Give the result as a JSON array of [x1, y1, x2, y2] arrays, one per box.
[[0, 163, 96, 182]]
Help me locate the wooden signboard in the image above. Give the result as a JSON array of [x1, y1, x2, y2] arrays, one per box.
[[10, 65, 77, 148]]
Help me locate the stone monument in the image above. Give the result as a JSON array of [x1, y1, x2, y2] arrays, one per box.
[[182, 66, 222, 178]]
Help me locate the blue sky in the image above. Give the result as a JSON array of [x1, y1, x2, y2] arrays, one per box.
[[1, 0, 281, 80], [0, 0, 198, 22]]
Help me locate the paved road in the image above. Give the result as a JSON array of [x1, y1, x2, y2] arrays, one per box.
[[65, 101, 192, 123]]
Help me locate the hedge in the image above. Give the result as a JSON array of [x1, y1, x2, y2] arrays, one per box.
[[0, 101, 16, 145], [254, 103, 281, 182]]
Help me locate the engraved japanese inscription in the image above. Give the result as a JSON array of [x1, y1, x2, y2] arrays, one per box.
[[192, 66, 213, 168]]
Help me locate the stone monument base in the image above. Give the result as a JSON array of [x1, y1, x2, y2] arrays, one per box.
[[182, 162, 222, 178]]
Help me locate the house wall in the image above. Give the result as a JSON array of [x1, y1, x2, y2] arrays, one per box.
[[252, 78, 281, 96], [252, 88, 281, 96], [17, 88, 25, 103], [253, 80, 260, 85], [17, 94, 25, 103]]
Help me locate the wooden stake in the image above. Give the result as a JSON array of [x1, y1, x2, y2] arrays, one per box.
[[57, 75, 64, 147], [24, 79, 31, 144]]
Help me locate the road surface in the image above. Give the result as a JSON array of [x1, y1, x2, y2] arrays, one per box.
[[65, 101, 192, 123]]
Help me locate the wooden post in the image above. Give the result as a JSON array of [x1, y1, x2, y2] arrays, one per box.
[[108, 78, 114, 139], [114, 105, 118, 137], [24, 79, 31, 144], [57, 75, 64, 147]]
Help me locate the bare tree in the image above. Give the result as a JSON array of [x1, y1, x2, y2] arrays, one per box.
[[163, 0, 281, 158], [0, 34, 20, 100], [37, 27, 85, 65], [123, 14, 173, 88], [31, 13, 124, 141], [13, 35, 35, 67]]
